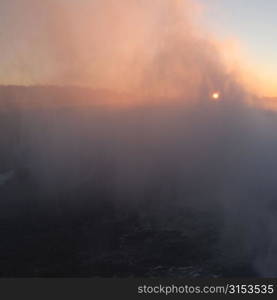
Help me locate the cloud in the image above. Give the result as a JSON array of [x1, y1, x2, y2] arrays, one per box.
[[0, 0, 250, 103]]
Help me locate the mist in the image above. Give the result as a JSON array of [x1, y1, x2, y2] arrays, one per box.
[[0, 0, 277, 277]]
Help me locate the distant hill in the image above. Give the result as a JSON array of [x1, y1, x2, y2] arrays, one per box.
[[265, 97, 277, 103], [0, 85, 131, 109], [263, 97, 277, 110]]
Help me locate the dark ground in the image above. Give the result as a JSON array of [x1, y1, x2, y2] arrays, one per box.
[[0, 86, 262, 277], [0, 170, 258, 278]]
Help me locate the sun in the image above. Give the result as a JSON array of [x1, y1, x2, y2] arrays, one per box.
[[211, 92, 220, 101]]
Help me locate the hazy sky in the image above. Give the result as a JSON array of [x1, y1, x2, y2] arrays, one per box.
[[199, 0, 277, 97], [0, 0, 276, 97]]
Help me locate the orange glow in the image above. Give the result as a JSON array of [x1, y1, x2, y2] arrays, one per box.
[[211, 92, 220, 101], [1, 0, 276, 109]]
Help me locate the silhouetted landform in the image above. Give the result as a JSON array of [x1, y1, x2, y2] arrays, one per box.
[[0, 85, 130, 108], [263, 97, 277, 110], [0, 85, 276, 277]]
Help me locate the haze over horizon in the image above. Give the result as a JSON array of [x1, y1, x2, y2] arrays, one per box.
[[0, 0, 276, 107]]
